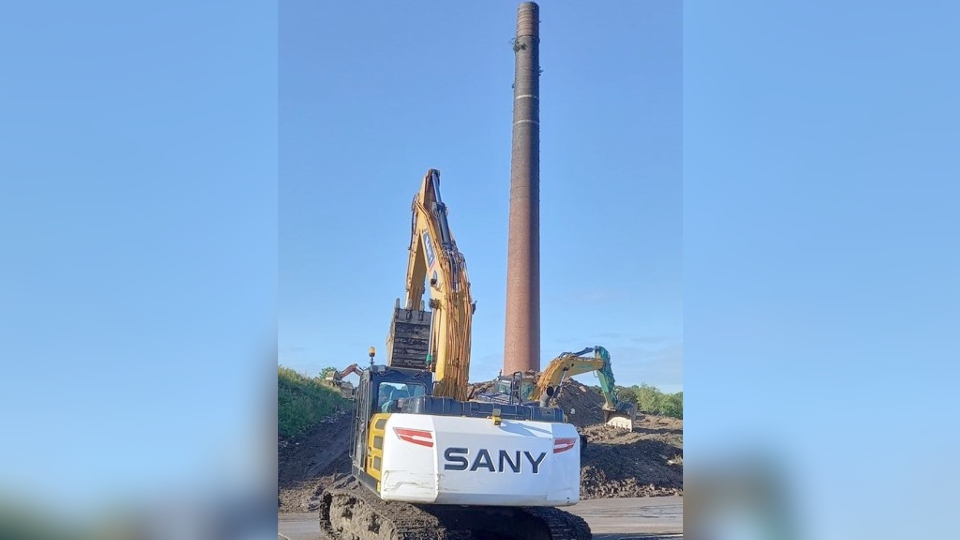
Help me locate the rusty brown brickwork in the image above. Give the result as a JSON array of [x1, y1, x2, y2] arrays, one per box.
[[504, 2, 541, 375]]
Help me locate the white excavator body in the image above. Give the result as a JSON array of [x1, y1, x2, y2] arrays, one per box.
[[377, 413, 581, 506]]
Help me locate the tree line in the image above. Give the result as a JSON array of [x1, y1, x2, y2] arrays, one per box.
[[607, 383, 683, 419]]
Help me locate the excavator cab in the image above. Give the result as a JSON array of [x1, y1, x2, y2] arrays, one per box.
[[484, 371, 538, 405], [493, 377, 513, 397], [349, 364, 434, 481]]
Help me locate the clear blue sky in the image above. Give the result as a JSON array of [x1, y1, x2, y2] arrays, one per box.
[[685, 1, 959, 537], [279, 1, 683, 392]]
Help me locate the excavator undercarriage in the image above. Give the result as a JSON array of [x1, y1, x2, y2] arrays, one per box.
[[319, 479, 591, 540]]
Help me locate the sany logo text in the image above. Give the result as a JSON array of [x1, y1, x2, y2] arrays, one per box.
[[443, 448, 547, 474]]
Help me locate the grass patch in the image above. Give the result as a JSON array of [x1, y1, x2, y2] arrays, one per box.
[[278, 366, 350, 439]]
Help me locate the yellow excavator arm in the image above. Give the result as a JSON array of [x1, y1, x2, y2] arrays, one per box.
[[530, 346, 638, 430], [385, 169, 475, 400], [533, 356, 612, 407]]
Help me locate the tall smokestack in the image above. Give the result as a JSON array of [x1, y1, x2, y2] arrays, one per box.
[[503, 2, 540, 376]]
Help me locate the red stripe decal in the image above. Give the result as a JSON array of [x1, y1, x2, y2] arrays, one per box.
[[393, 427, 434, 448], [553, 437, 577, 454]]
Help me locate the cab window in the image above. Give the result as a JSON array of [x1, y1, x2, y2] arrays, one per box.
[[377, 382, 425, 411]]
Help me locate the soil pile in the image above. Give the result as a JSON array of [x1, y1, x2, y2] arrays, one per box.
[[465, 379, 495, 399], [553, 379, 608, 427], [278, 406, 354, 512], [579, 419, 683, 499]]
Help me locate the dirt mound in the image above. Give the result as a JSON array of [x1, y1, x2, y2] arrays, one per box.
[[279, 380, 682, 512], [554, 380, 608, 428], [466, 379, 495, 399], [570, 379, 683, 498], [579, 420, 683, 499], [278, 406, 355, 512]]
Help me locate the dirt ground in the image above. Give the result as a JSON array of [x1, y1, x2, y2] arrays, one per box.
[[278, 407, 355, 512], [278, 379, 683, 512]]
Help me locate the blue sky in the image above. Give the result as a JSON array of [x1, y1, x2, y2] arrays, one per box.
[[685, 1, 959, 537], [279, 1, 682, 392]]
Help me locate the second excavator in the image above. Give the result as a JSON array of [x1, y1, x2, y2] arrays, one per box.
[[322, 363, 365, 398], [477, 345, 638, 431], [317, 170, 591, 540]]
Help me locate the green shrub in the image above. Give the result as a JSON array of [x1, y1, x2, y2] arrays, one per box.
[[661, 391, 683, 419], [278, 366, 350, 439], [611, 384, 683, 419], [635, 384, 665, 414], [616, 386, 639, 405]]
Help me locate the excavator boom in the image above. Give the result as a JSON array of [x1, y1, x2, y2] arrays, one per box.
[[533, 347, 616, 405], [385, 169, 474, 400]]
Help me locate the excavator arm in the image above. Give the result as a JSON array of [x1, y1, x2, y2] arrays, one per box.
[[532, 346, 637, 430], [534, 357, 592, 401], [323, 363, 367, 398], [336, 363, 364, 380], [385, 169, 475, 400]]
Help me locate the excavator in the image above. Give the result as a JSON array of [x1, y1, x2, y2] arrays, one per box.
[[476, 346, 638, 431], [322, 363, 365, 398], [317, 170, 591, 540]]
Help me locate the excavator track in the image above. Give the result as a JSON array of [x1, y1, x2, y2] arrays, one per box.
[[318, 483, 592, 540]]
